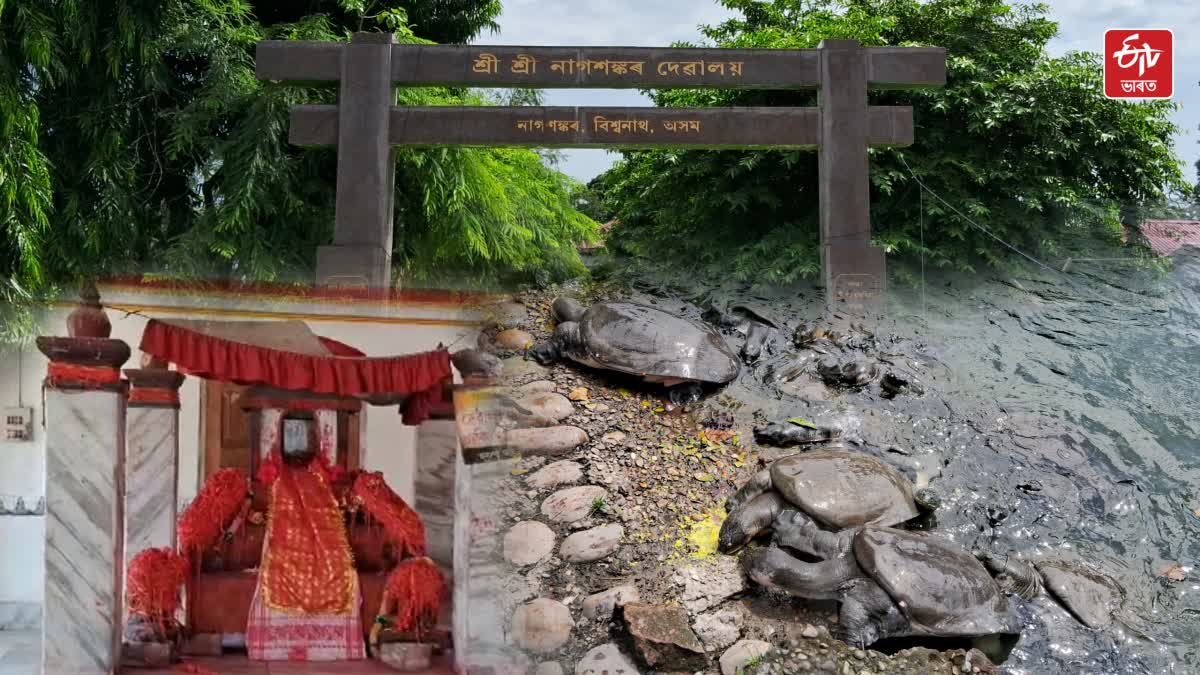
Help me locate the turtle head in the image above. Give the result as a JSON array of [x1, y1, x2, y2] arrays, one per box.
[[913, 488, 942, 513], [526, 341, 560, 365], [527, 321, 583, 365]]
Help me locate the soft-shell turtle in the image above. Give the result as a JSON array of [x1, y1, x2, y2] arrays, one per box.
[[718, 450, 938, 553], [977, 553, 1127, 629], [744, 513, 1021, 649], [817, 357, 880, 388], [529, 298, 740, 405]]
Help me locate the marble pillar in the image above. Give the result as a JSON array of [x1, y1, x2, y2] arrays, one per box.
[[123, 369, 185, 564], [414, 419, 456, 572], [452, 387, 529, 674], [415, 418, 457, 632], [37, 335, 131, 675]]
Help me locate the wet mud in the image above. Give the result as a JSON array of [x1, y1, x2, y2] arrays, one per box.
[[574, 247, 1200, 673]]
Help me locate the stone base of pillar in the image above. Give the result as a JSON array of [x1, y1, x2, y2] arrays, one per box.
[[823, 243, 886, 325], [315, 244, 391, 290]]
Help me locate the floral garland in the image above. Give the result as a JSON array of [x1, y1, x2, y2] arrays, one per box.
[[177, 468, 249, 561], [350, 471, 426, 559], [383, 557, 446, 633], [126, 547, 189, 636]]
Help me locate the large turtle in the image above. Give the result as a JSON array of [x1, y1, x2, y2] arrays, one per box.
[[744, 511, 1021, 650], [718, 450, 940, 553], [529, 298, 740, 405]]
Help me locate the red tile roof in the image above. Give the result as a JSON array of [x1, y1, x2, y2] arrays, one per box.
[[1137, 220, 1200, 257]]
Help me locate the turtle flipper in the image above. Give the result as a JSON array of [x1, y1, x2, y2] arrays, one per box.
[[772, 509, 854, 559], [667, 382, 703, 406], [838, 577, 910, 648], [977, 552, 1043, 601]]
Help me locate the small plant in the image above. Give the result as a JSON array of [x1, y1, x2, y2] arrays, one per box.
[[590, 497, 607, 515], [738, 654, 765, 674]]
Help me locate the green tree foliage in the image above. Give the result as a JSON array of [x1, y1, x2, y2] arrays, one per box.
[[571, 174, 617, 224], [0, 0, 594, 343], [603, 0, 1187, 284]]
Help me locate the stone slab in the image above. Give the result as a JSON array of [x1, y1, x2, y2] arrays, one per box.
[[823, 244, 886, 320]]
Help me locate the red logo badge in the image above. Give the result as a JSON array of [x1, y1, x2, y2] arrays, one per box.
[[1104, 29, 1173, 99]]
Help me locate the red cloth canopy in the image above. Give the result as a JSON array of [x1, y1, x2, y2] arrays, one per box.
[[139, 319, 451, 424]]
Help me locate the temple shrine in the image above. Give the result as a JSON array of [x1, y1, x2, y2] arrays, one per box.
[[10, 278, 495, 674]]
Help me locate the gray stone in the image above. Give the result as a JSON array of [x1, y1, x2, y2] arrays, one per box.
[[535, 662, 565, 675], [490, 301, 529, 325], [560, 524, 623, 563], [576, 643, 640, 675], [496, 328, 536, 350], [541, 486, 608, 523], [508, 426, 588, 455], [526, 460, 584, 490], [676, 555, 748, 614], [519, 392, 575, 423], [622, 603, 707, 671], [581, 584, 640, 620], [503, 356, 549, 379], [503, 521, 556, 567], [520, 380, 558, 394], [693, 608, 744, 651], [378, 642, 434, 671], [720, 640, 772, 675], [511, 598, 573, 653], [801, 624, 820, 639]]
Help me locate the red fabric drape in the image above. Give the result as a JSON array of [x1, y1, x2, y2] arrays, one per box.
[[139, 319, 450, 401], [318, 336, 366, 358], [399, 376, 452, 426]]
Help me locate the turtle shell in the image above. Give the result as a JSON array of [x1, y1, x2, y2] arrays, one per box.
[[769, 451, 919, 530], [572, 302, 739, 384], [854, 527, 1017, 638], [1037, 560, 1123, 629]]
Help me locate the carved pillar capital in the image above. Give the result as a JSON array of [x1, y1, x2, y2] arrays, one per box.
[[124, 368, 185, 408], [37, 336, 131, 391]]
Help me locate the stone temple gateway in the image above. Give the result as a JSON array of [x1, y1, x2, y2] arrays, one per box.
[[255, 35, 946, 318]]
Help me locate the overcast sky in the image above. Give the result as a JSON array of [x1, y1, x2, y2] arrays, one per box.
[[474, 0, 1200, 187]]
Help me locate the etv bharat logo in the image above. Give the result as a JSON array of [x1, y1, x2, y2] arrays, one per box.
[[1104, 29, 1173, 99]]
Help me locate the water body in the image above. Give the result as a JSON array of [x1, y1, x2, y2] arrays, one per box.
[[588, 246, 1200, 673]]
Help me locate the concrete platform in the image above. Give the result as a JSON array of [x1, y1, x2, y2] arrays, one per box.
[[0, 631, 455, 675]]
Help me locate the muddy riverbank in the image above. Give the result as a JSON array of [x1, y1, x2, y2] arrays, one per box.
[[471, 247, 1199, 674]]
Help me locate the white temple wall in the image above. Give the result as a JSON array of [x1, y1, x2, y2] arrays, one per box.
[[0, 289, 479, 624]]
